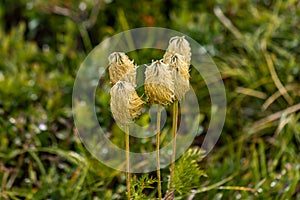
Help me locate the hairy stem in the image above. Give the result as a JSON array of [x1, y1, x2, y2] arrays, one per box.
[[156, 105, 162, 199], [125, 125, 131, 200], [169, 100, 178, 191]]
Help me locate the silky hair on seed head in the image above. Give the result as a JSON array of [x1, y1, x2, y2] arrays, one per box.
[[163, 52, 190, 101], [165, 36, 191, 65], [171, 69, 190, 101], [110, 81, 144, 125], [163, 52, 190, 79], [163, 36, 191, 101], [144, 60, 174, 106], [108, 52, 136, 87]]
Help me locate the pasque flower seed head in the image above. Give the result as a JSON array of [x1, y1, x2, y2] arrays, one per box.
[[163, 52, 190, 79], [165, 36, 191, 65], [163, 52, 190, 101], [110, 81, 145, 125], [144, 60, 174, 106], [163, 36, 192, 101], [108, 52, 136, 87]]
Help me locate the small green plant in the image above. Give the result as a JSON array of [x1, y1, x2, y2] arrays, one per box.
[[172, 148, 207, 195], [130, 174, 158, 199]]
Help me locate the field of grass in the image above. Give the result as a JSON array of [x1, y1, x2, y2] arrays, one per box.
[[0, 0, 299, 199]]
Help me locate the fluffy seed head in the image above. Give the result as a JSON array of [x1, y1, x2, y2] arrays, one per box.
[[144, 60, 174, 105], [165, 36, 191, 65], [164, 36, 191, 101], [108, 52, 136, 87], [110, 81, 145, 125], [171, 69, 190, 101], [163, 52, 190, 79], [163, 52, 190, 101]]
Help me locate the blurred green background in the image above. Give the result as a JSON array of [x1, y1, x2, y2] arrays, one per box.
[[0, 0, 299, 199]]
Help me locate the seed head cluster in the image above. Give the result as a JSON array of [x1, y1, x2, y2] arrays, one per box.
[[108, 36, 191, 123], [108, 52, 144, 125]]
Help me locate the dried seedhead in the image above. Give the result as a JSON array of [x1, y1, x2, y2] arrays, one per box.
[[165, 36, 191, 65], [163, 53, 190, 101], [110, 81, 145, 125], [108, 52, 136, 87], [144, 60, 174, 106]]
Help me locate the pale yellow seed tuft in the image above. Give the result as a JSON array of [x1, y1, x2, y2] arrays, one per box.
[[163, 52, 190, 101], [110, 81, 145, 125], [164, 36, 191, 101], [165, 36, 191, 65], [144, 60, 174, 106], [163, 52, 190, 79], [171, 69, 190, 101], [129, 91, 145, 119], [108, 52, 136, 87]]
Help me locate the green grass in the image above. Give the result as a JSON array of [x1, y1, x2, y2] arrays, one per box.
[[0, 0, 299, 199]]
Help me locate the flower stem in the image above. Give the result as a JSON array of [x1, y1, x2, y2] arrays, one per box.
[[156, 105, 162, 200], [125, 125, 131, 200], [169, 100, 178, 191]]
